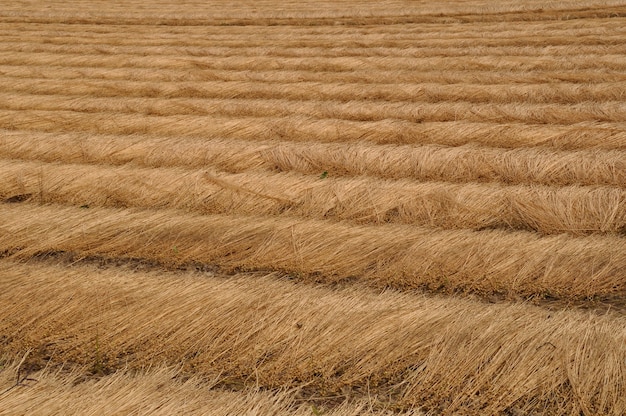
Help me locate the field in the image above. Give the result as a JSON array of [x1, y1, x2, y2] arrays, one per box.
[[1, 1, 626, 414]]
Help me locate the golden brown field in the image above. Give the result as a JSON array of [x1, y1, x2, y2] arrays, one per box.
[[1, 1, 625, 415]]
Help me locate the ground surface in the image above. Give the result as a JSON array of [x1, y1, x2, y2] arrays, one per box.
[[0, 1, 625, 415]]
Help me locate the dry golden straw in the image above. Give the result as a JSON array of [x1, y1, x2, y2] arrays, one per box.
[[2, 88, 626, 124], [0, 260, 624, 414], [1, 159, 624, 235], [4, 41, 626, 59], [2, 110, 625, 150], [1, 130, 624, 187], [4, 64, 626, 85], [2, 0, 626, 414], [4, 79, 626, 104], [1, 203, 625, 300], [0, 363, 419, 416]]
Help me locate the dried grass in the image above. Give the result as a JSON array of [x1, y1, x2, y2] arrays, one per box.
[[2, 1, 625, 25], [2, 0, 626, 414], [3, 78, 626, 104], [1, 130, 624, 187], [2, 110, 625, 150], [0, 260, 624, 414], [2, 11, 626, 39], [0, 364, 418, 416], [1, 159, 624, 235], [1, 202, 624, 299], [4, 64, 626, 85], [6, 40, 626, 59], [3, 51, 626, 73]]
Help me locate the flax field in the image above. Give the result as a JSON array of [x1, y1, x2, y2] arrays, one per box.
[[1, 1, 626, 415]]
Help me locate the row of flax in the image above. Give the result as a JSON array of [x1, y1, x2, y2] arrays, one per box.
[[1, 4, 626, 415]]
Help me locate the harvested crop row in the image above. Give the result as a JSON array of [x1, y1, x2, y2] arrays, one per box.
[[0, 16, 626, 39], [4, 91, 626, 124], [1, 202, 625, 300], [0, 93, 626, 126], [1, 260, 624, 414], [2, 110, 625, 151], [3, 1, 626, 415], [2, 52, 626, 72], [4, 78, 625, 104], [4, 41, 626, 59], [2, 0, 623, 17], [1, 159, 624, 235], [3, 3, 626, 25], [2, 14, 624, 37], [3, 29, 626, 48], [4, 64, 626, 85], [0, 364, 412, 416], [2, 130, 624, 187], [3, 36, 625, 54]]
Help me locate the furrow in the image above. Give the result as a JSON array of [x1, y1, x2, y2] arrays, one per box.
[[1, 203, 625, 299]]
